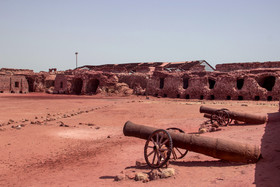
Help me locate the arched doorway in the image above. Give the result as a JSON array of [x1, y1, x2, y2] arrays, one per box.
[[257, 76, 276, 91], [86, 79, 99, 94], [73, 78, 83, 95], [26, 77, 34, 92]]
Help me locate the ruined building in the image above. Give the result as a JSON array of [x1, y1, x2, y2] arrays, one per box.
[[1, 60, 280, 101], [53, 60, 280, 101]]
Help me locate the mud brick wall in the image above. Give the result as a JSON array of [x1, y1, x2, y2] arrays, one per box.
[[216, 61, 280, 72], [0, 75, 29, 93], [0, 75, 11, 93], [54, 74, 69, 94], [143, 70, 280, 101], [117, 73, 149, 91], [54, 71, 121, 95]]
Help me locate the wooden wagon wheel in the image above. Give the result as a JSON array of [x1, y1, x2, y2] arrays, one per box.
[[211, 109, 230, 126], [166, 127, 188, 160], [220, 108, 233, 124], [144, 129, 173, 168]]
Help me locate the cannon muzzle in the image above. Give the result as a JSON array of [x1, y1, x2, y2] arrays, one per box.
[[123, 121, 261, 163], [200, 106, 267, 124]]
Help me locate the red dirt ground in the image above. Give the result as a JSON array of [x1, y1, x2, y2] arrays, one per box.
[[0, 93, 279, 186]]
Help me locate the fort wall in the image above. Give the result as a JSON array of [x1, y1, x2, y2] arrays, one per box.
[[1, 61, 280, 101]]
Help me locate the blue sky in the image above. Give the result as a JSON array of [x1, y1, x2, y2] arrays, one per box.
[[1, 0, 280, 72]]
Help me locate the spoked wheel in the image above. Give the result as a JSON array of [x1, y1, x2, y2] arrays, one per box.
[[220, 108, 232, 124], [211, 109, 230, 126], [144, 129, 173, 168], [166, 128, 188, 160]]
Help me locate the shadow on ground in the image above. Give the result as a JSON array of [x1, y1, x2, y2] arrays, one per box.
[[255, 112, 280, 186], [170, 160, 246, 167]]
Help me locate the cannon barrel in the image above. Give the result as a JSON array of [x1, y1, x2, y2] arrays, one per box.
[[123, 121, 261, 163], [200, 106, 267, 124]]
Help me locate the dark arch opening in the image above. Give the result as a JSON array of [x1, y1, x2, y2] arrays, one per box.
[[86, 79, 100, 94], [200, 95, 204, 100], [208, 79, 216, 89], [60, 82, 63, 88], [26, 77, 34, 92], [238, 96, 243, 100], [227, 96, 231, 100], [267, 96, 272, 101], [163, 94, 167, 97], [186, 94, 190, 99], [177, 94, 180, 98], [257, 76, 276, 91], [183, 78, 189, 89], [160, 78, 164, 89], [255, 96, 260, 101], [210, 95, 215, 100], [154, 93, 158, 97], [73, 78, 83, 95], [237, 79, 244, 90]]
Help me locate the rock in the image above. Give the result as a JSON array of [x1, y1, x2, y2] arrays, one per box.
[[87, 123, 95, 126], [11, 125, 22, 130], [95, 126, 100, 130], [135, 172, 149, 182], [212, 121, 219, 128], [59, 124, 69, 127], [9, 119, 14, 123], [199, 128, 207, 134], [135, 159, 147, 167], [114, 174, 125, 181], [209, 127, 217, 132], [159, 168, 175, 178], [107, 135, 111, 138], [59, 122, 69, 127], [125, 171, 136, 180], [148, 170, 159, 180]]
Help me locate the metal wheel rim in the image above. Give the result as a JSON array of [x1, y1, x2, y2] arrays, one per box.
[[166, 127, 188, 159], [221, 108, 232, 124], [144, 129, 172, 168], [211, 110, 230, 126]]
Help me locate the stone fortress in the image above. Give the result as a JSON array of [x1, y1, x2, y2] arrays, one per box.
[[1, 60, 280, 101]]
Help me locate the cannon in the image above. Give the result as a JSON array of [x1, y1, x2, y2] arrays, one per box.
[[200, 106, 267, 125], [123, 121, 261, 168]]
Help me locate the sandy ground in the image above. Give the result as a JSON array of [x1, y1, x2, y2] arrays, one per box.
[[0, 93, 279, 187]]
